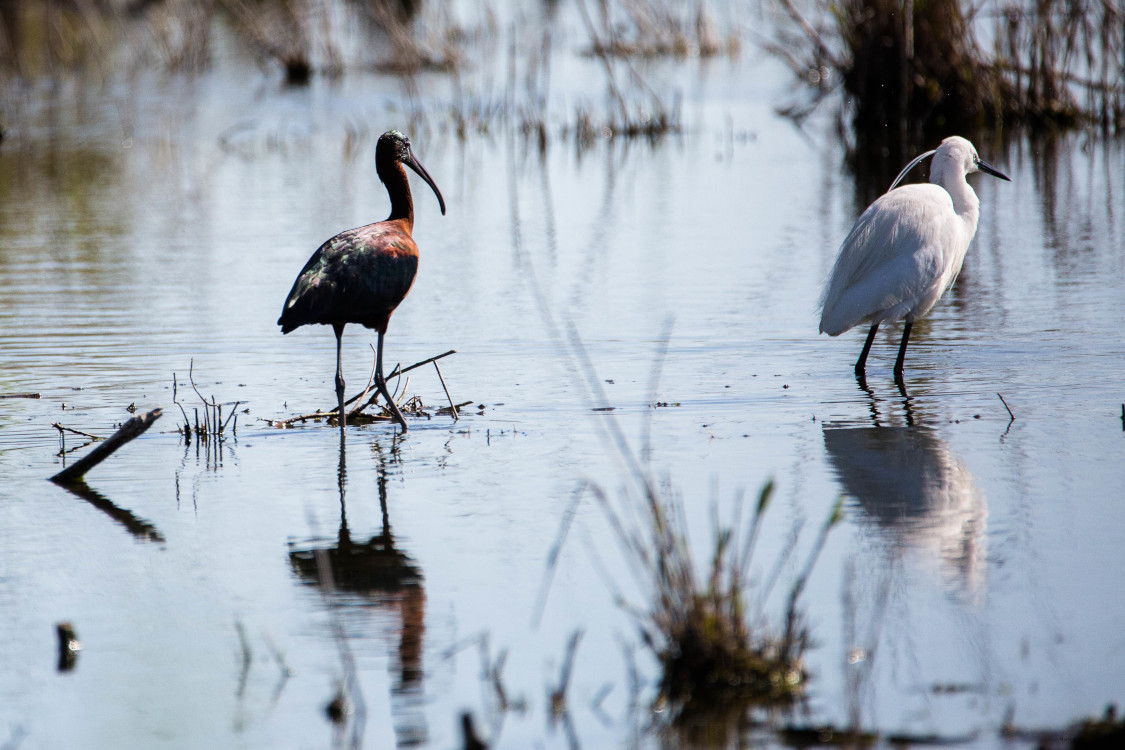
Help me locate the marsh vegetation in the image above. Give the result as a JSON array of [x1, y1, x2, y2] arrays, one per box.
[[1, 1, 1124, 749]]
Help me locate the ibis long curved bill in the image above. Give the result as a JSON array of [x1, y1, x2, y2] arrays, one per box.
[[404, 147, 446, 216]]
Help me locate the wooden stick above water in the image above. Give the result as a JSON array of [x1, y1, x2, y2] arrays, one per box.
[[50, 409, 163, 485]]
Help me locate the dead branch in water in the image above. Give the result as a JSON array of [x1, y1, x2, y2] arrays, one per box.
[[274, 349, 460, 427], [52, 423, 104, 441], [433, 360, 458, 419], [174, 362, 241, 443], [1, 392, 41, 399], [998, 393, 1016, 422], [50, 409, 163, 485]]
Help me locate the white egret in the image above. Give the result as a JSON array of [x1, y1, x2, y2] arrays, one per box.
[[819, 136, 1010, 387]]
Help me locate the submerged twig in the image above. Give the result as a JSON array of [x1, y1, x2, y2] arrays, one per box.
[[176, 363, 239, 441], [433, 361, 458, 420], [277, 350, 462, 426], [52, 423, 104, 441], [435, 401, 473, 416], [550, 629, 584, 716], [343, 350, 456, 412], [461, 712, 488, 750], [998, 393, 1015, 422], [56, 622, 81, 672], [345, 344, 380, 419], [235, 620, 253, 697], [389, 349, 455, 379]]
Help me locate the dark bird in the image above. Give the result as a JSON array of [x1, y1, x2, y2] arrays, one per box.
[[278, 131, 446, 430]]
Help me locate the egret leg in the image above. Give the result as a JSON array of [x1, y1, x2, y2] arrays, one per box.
[[893, 320, 913, 389], [855, 323, 879, 378], [375, 331, 408, 432], [333, 323, 347, 428]]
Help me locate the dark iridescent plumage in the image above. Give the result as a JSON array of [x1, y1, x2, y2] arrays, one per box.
[[279, 223, 420, 336], [278, 130, 446, 430]]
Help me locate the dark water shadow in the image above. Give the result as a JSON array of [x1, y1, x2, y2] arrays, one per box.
[[844, 118, 1012, 219], [288, 431, 427, 746], [55, 480, 166, 545]]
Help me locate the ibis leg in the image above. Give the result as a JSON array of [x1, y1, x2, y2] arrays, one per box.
[[855, 323, 879, 378], [893, 320, 913, 389], [375, 332, 408, 432], [333, 323, 346, 428]]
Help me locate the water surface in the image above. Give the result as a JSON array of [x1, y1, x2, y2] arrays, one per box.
[[1, 13, 1124, 749]]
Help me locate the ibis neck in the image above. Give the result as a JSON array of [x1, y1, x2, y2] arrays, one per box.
[[381, 162, 415, 230]]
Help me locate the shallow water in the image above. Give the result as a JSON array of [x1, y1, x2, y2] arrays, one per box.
[[2, 9, 1125, 749]]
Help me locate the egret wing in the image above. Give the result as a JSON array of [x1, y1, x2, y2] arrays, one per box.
[[819, 185, 959, 335]]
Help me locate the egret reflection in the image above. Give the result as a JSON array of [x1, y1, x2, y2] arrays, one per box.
[[288, 432, 426, 745], [823, 425, 987, 596]]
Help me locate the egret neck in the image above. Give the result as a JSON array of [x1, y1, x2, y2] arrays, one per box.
[[931, 155, 980, 234]]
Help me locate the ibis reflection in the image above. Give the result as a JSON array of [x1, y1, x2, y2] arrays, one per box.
[[288, 433, 426, 746], [823, 425, 987, 596]]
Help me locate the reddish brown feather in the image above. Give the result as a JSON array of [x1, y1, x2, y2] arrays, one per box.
[[278, 218, 419, 336]]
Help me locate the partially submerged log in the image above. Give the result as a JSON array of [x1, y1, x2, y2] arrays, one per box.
[[50, 408, 162, 485]]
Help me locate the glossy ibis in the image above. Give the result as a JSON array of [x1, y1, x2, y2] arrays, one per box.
[[819, 136, 1009, 389], [279, 130, 446, 430]]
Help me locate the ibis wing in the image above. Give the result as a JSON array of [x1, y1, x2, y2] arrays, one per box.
[[278, 224, 420, 333], [819, 185, 960, 336]]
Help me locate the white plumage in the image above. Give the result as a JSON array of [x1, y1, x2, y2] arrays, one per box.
[[819, 136, 1010, 387]]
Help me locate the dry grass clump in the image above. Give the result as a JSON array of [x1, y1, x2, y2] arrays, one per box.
[[539, 328, 840, 721], [995, 0, 1124, 129], [0, 1, 117, 78], [571, 0, 683, 143], [774, 0, 1124, 135], [359, 0, 465, 75], [0, 1, 679, 147], [0, 0, 459, 85], [139, 0, 214, 73], [593, 476, 842, 718], [581, 0, 739, 59], [1071, 704, 1125, 749], [835, 0, 1012, 130], [222, 0, 338, 84]]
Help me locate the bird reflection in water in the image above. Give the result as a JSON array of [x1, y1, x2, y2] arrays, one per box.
[[823, 412, 987, 597], [288, 431, 427, 746]]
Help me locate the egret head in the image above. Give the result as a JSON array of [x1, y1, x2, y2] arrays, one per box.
[[376, 130, 446, 216], [932, 136, 1010, 185]]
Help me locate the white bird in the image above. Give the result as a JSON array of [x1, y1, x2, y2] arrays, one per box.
[[819, 136, 1010, 388]]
